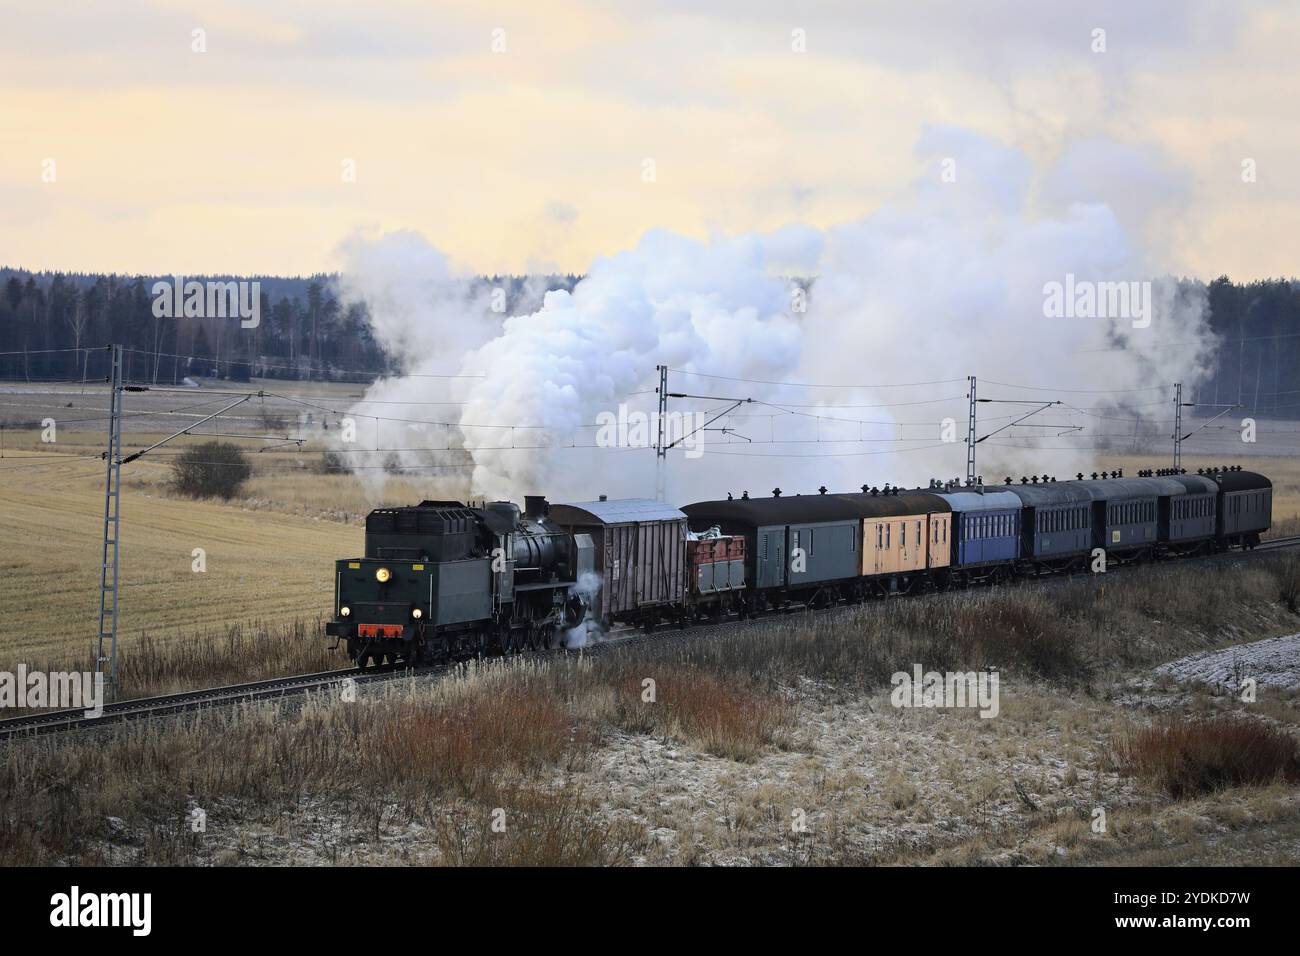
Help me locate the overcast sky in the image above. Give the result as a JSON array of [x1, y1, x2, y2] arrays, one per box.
[[0, 0, 1294, 279]]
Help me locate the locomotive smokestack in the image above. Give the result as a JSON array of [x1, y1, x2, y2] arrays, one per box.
[[523, 495, 548, 520]]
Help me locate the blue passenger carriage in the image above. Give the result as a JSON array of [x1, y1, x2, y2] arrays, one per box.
[[1004, 481, 1094, 571], [932, 489, 1021, 583]]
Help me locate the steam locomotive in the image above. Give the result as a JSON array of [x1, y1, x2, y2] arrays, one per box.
[[326, 467, 1273, 668], [325, 496, 591, 666]]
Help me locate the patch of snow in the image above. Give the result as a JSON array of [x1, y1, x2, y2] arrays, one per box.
[[1154, 632, 1300, 692]]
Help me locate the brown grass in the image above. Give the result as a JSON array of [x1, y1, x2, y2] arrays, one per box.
[[1112, 716, 1300, 799], [607, 665, 791, 761], [22, 618, 341, 705]]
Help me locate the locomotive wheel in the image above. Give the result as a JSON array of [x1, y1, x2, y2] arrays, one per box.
[[496, 625, 514, 655]]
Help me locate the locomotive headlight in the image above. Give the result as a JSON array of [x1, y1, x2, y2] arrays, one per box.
[[339, 606, 351, 617], [411, 608, 423, 619], [375, 567, 391, 583]]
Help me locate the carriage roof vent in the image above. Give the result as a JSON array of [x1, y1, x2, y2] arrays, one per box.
[[818, 485, 828, 495], [772, 487, 782, 497]]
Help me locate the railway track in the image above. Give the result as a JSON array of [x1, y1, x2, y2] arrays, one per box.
[[0, 665, 414, 741], [4, 534, 1298, 742]]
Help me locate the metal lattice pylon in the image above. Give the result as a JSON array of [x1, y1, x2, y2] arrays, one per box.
[[1172, 382, 1183, 470], [965, 375, 977, 486], [97, 345, 124, 697], [654, 364, 668, 502]]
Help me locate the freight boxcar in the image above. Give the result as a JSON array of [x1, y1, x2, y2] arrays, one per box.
[[547, 497, 689, 627]]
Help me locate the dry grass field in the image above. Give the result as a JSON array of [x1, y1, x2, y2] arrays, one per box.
[[0, 448, 355, 665]]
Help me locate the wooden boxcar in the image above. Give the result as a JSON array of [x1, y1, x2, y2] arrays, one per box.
[[547, 498, 688, 626]]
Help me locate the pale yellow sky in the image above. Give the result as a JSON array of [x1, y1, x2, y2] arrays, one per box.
[[0, 0, 1295, 279]]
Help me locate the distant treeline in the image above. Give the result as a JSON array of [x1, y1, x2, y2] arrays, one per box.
[[0, 269, 1295, 416], [1199, 277, 1300, 417], [0, 268, 579, 385]]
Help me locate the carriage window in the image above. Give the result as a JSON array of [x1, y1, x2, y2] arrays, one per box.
[[877, 525, 882, 548], [850, 530, 856, 552], [916, 522, 922, 547], [885, 524, 891, 548], [792, 531, 800, 552]]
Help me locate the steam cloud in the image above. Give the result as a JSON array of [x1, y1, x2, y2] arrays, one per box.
[[332, 129, 1218, 505]]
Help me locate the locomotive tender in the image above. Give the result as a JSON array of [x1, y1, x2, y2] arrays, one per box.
[[327, 468, 1272, 667]]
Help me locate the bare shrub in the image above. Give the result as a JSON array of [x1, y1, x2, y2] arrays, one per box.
[[1112, 716, 1300, 799], [169, 441, 252, 499], [1269, 552, 1300, 614]]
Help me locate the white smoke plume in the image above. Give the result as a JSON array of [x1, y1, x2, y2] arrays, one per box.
[[559, 570, 606, 649], [334, 129, 1218, 505]]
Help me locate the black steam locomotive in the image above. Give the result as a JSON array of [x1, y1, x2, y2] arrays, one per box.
[[325, 496, 591, 666]]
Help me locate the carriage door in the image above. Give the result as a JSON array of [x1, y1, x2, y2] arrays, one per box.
[[757, 527, 786, 588]]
